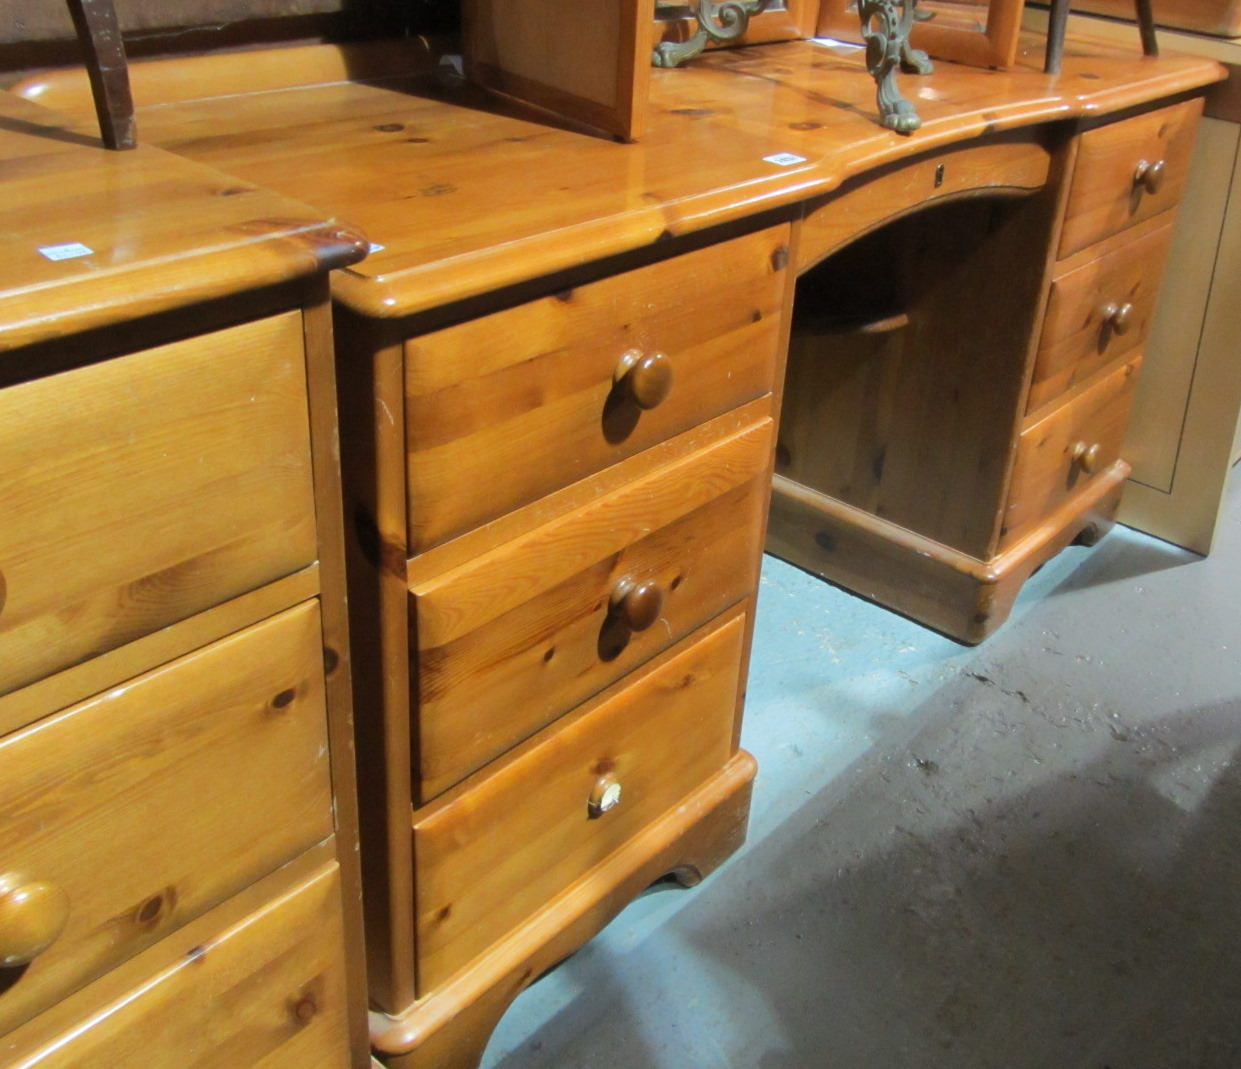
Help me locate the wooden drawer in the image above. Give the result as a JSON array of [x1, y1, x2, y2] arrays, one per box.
[[797, 132, 1052, 273], [10, 864, 351, 1069], [403, 225, 788, 552], [410, 417, 771, 802], [0, 602, 334, 1034], [1029, 221, 1173, 414], [1002, 354, 1143, 548], [411, 610, 746, 993], [0, 312, 317, 700], [1058, 99, 1202, 259]]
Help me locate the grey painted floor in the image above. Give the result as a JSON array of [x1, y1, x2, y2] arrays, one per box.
[[481, 475, 1241, 1069]]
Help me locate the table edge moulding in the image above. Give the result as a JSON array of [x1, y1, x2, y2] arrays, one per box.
[[8, 26, 1226, 1069]]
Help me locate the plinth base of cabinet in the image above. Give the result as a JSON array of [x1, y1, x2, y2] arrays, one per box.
[[369, 749, 758, 1069], [766, 465, 1130, 645]]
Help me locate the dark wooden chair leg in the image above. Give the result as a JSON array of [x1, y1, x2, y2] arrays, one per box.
[[64, 0, 136, 149], [1134, 0, 1159, 55], [1043, 0, 1071, 74], [1045, 0, 1157, 73]]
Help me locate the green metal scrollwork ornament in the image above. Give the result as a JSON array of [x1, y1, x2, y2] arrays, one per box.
[[858, 0, 933, 134], [652, 0, 772, 68]]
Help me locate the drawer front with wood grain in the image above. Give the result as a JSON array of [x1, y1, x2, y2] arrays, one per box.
[[798, 132, 1053, 273], [1002, 354, 1143, 548], [1058, 99, 1202, 259], [0, 602, 334, 1035], [1029, 221, 1173, 414], [403, 225, 788, 552], [411, 610, 745, 993], [0, 312, 317, 700], [9, 864, 351, 1069], [410, 418, 771, 802]]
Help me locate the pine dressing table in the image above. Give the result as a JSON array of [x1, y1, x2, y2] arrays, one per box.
[[12, 28, 1225, 1069]]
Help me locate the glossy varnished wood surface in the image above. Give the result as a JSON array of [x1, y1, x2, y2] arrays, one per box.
[[411, 611, 746, 996], [402, 224, 787, 552], [410, 418, 771, 801], [1057, 96, 1205, 256], [1029, 214, 1173, 414], [0, 602, 333, 1036], [0, 92, 365, 352], [1003, 353, 1143, 546], [0, 313, 316, 698], [7, 863, 352, 1069], [779, 192, 1055, 560], [20, 35, 1222, 319]]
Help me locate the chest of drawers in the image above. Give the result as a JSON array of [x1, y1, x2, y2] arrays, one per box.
[[1008, 97, 1204, 535], [0, 94, 371, 1068], [341, 225, 787, 1069]]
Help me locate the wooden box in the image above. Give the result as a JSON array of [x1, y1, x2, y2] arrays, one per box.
[[461, 0, 822, 141], [461, 0, 652, 141]]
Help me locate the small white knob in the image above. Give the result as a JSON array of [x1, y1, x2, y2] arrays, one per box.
[[588, 774, 622, 818]]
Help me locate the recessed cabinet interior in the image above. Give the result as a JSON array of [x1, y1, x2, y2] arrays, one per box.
[[777, 194, 1052, 560]]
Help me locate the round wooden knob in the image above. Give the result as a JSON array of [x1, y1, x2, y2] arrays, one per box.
[[0, 873, 70, 967], [614, 349, 673, 410], [1100, 301, 1134, 335], [610, 579, 664, 632], [1133, 158, 1166, 194], [1071, 440, 1102, 474], [587, 773, 622, 818]]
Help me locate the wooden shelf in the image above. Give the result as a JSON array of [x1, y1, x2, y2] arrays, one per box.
[[795, 309, 911, 336]]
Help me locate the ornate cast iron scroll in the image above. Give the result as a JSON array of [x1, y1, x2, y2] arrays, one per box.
[[653, 0, 772, 68], [857, 0, 933, 134]]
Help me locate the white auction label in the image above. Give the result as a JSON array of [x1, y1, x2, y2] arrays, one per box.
[[39, 242, 94, 261], [764, 153, 808, 166]]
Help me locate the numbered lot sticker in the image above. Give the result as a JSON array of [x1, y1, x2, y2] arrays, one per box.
[[39, 242, 94, 261], [763, 153, 808, 166]]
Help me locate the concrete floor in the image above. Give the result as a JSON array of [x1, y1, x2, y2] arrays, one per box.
[[481, 475, 1241, 1069]]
